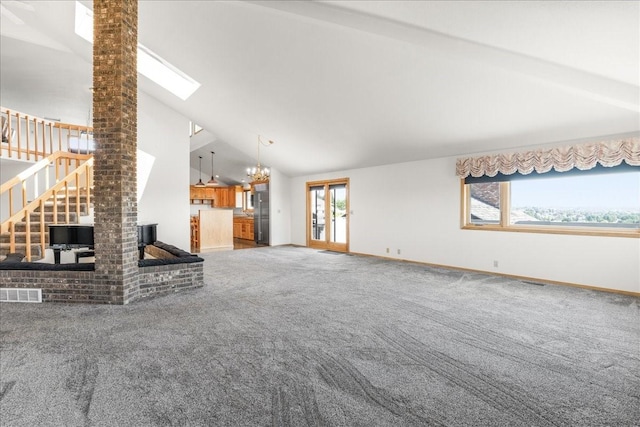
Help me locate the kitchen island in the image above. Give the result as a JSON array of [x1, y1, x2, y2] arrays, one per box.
[[193, 209, 233, 252]]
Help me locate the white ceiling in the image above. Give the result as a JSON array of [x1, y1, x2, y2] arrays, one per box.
[[1, 1, 638, 185]]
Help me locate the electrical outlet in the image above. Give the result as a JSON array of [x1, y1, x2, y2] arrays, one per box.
[[493, 260, 499, 268], [386, 248, 389, 253], [397, 249, 401, 255]]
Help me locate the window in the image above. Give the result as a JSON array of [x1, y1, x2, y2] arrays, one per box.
[[469, 182, 501, 225], [75, 1, 201, 100], [189, 121, 203, 137], [244, 190, 254, 211], [462, 168, 640, 237]]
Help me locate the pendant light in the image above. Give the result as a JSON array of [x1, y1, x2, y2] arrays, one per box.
[[194, 155, 205, 187], [206, 151, 219, 186]]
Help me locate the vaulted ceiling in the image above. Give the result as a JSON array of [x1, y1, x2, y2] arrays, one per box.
[[1, 1, 638, 185]]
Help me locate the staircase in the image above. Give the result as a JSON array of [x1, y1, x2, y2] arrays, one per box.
[[0, 191, 93, 260], [1, 107, 94, 262]]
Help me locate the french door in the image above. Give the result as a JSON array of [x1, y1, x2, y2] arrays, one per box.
[[306, 178, 349, 252]]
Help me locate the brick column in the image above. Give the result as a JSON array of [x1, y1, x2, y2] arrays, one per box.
[[92, 0, 139, 304]]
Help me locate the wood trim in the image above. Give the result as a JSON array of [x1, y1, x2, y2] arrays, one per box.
[[305, 184, 312, 247], [1, 107, 92, 162], [461, 224, 640, 238], [306, 178, 350, 252], [460, 181, 640, 238], [349, 251, 640, 297], [25, 115, 30, 161], [499, 181, 510, 226], [345, 180, 350, 253], [0, 152, 91, 194], [306, 177, 350, 187], [459, 179, 469, 228], [53, 122, 94, 132]]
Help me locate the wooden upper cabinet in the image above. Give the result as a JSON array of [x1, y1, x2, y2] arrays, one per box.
[[190, 185, 236, 207], [213, 187, 236, 208], [214, 187, 227, 207], [190, 185, 215, 204]]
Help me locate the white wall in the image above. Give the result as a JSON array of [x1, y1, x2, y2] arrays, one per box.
[[137, 92, 190, 250], [0, 159, 32, 219], [290, 157, 640, 294], [269, 168, 291, 246]]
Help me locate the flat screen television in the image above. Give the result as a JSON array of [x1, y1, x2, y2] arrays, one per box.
[[48, 225, 94, 248]]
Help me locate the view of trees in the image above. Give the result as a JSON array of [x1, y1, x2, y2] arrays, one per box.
[[517, 206, 640, 225]]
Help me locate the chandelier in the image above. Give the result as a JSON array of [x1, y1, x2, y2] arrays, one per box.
[[247, 135, 273, 183]]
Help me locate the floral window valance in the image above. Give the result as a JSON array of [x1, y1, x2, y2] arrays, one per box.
[[455, 137, 640, 178]]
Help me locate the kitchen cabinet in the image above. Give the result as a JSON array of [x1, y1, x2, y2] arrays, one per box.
[[233, 222, 242, 239], [228, 188, 236, 206], [243, 222, 254, 240], [214, 188, 228, 207], [190, 186, 237, 207], [210, 187, 236, 208], [233, 217, 254, 240], [190, 185, 215, 204]]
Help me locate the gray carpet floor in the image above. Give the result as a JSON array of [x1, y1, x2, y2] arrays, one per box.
[[0, 246, 638, 426]]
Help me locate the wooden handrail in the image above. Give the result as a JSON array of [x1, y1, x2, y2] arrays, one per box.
[[1, 157, 94, 261], [1, 107, 93, 162], [0, 151, 91, 195], [1, 157, 94, 234]]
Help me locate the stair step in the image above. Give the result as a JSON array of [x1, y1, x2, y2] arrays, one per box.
[[26, 212, 79, 223], [5, 213, 79, 225], [0, 232, 49, 244], [0, 243, 43, 260], [37, 203, 89, 215], [52, 186, 93, 192], [4, 222, 52, 233], [12, 222, 56, 233], [50, 194, 92, 203]]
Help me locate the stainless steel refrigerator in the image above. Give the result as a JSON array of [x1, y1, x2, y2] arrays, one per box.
[[253, 183, 269, 245]]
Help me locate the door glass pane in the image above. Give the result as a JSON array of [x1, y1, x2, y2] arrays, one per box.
[[329, 184, 347, 243], [310, 186, 325, 241]]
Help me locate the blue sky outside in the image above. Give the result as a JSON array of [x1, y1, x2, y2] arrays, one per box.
[[511, 171, 640, 211]]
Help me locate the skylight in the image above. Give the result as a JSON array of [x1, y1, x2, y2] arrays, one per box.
[[74, 1, 200, 100]]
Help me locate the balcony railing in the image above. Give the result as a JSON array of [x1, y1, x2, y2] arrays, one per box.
[[1, 107, 93, 161]]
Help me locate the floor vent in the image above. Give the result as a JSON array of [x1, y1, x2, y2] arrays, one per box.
[[0, 288, 43, 303]]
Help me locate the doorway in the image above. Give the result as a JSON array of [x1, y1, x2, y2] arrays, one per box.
[[306, 178, 349, 252]]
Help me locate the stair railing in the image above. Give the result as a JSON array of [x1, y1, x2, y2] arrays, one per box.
[[1, 151, 92, 219], [1, 107, 93, 161], [1, 155, 94, 261]]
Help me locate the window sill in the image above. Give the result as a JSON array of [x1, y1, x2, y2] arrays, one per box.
[[462, 224, 640, 238]]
